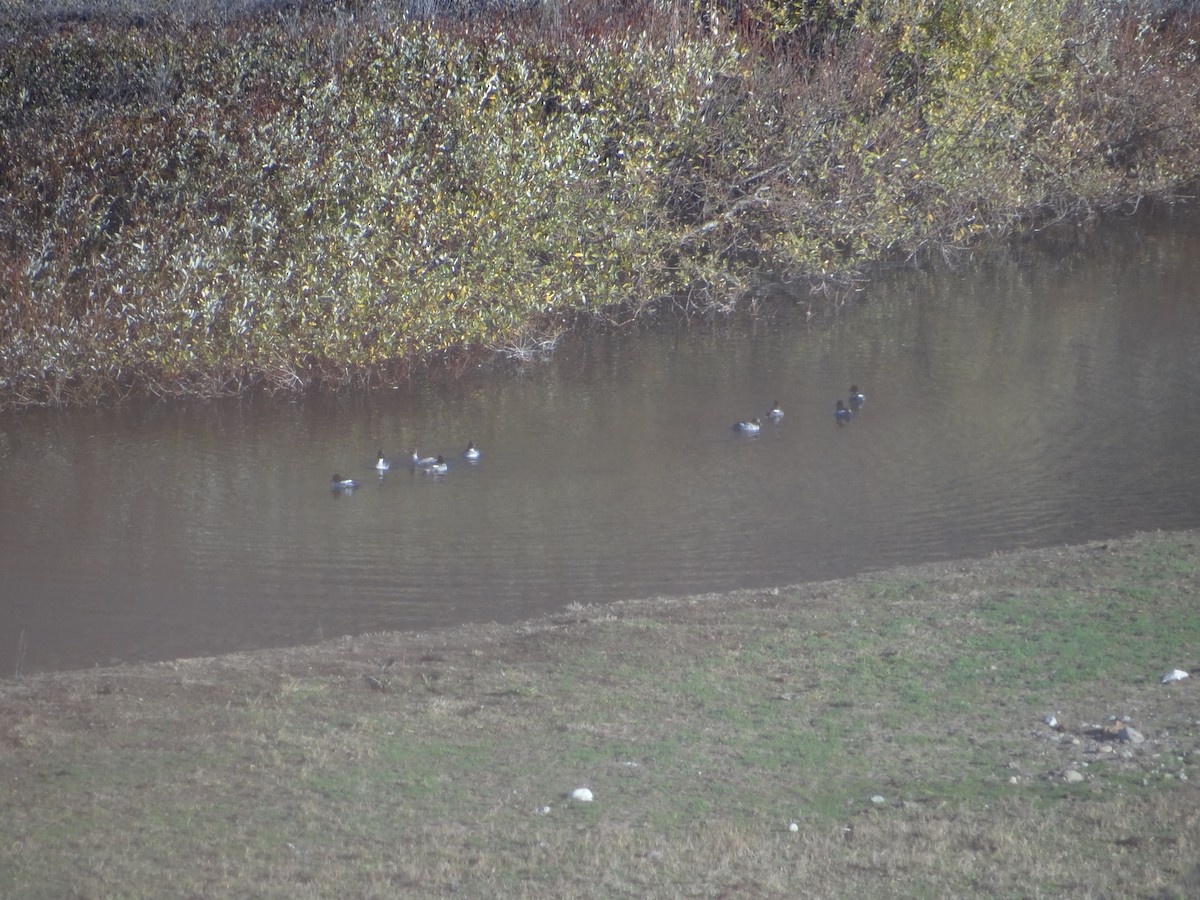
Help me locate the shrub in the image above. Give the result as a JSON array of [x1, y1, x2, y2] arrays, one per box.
[[1, 0, 1197, 408]]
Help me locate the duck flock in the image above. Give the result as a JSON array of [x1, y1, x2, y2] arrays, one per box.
[[330, 440, 480, 493], [731, 384, 865, 435], [332, 386, 865, 493]]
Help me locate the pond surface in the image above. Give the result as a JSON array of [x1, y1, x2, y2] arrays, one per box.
[[3, 206, 1200, 674]]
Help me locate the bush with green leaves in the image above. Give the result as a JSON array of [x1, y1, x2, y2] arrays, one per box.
[[1, 0, 1197, 408]]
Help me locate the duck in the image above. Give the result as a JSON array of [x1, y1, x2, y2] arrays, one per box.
[[331, 474, 359, 492], [424, 454, 449, 475], [463, 441, 481, 460], [733, 417, 762, 434], [835, 400, 852, 424], [849, 385, 865, 409], [767, 402, 784, 421], [409, 448, 438, 468], [375, 450, 390, 472]]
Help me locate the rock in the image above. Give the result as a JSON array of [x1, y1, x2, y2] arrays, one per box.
[[788, 822, 799, 832], [870, 795, 886, 805], [570, 787, 594, 802], [1117, 726, 1145, 744], [1065, 770, 1085, 784], [1161, 668, 1190, 684]]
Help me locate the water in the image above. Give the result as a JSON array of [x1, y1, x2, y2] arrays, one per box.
[[3, 205, 1199, 674]]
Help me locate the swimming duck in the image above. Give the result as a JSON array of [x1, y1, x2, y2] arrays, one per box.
[[733, 417, 762, 434], [375, 451, 390, 472], [409, 448, 438, 468], [835, 400, 852, 424], [767, 402, 784, 421], [463, 441, 481, 460], [425, 454, 449, 475], [331, 474, 359, 492], [849, 385, 865, 409]]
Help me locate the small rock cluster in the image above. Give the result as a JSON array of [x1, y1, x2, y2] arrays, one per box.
[[1025, 670, 1198, 787]]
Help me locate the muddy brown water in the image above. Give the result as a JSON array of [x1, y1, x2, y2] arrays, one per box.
[[3, 206, 1199, 674]]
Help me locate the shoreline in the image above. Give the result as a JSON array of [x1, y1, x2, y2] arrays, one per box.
[[3, 528, 1198, 895], [6, 527, 1191, 682], [7, 527, 1200, 681]]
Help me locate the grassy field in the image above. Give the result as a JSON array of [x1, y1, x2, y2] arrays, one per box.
[[2, 528, 1198, 897]]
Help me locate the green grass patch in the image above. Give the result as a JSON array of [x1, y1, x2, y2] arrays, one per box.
[[2, 530, 1199, 896]]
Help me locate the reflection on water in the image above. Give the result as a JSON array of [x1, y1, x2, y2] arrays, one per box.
[[3, 205, 1200, 674]]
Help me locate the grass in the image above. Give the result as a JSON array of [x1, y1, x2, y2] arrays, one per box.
[[2, 529, 1199, 896]]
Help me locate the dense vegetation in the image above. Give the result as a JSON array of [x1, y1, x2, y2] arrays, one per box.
[[2, 0, 1198, 409]]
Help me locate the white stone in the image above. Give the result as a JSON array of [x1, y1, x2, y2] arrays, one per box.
[[570, 787, 594, 802]]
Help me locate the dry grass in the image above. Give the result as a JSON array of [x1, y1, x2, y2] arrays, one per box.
[[2, 529, 1199, 897]]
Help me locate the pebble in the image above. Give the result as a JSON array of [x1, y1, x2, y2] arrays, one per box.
[[570, 787, 594, 802]]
